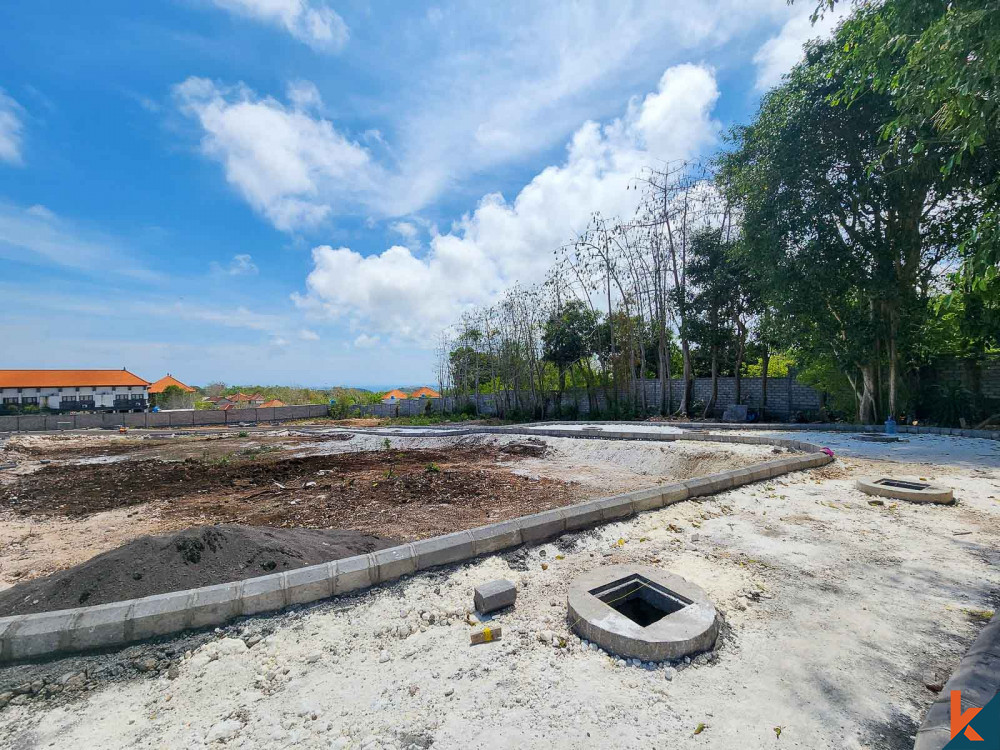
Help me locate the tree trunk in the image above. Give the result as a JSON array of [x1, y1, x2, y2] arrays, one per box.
[[703, 346, 718, 418], [859, 365, 877, 424], [678, 340, 692, 416]]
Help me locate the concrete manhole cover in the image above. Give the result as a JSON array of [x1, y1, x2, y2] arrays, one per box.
[[856, 477, 954, 504], [567, 565, 719, 661]]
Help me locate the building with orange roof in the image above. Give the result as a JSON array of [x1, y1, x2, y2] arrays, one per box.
[[148, 374, 196, 394], [260, 399, 285, 408], [410, 386, 441, 399], [381, 388, 410, 403], [0, 369, 150, 412]]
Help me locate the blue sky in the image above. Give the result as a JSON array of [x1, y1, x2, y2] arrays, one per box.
[[0, 1, 844, 389]]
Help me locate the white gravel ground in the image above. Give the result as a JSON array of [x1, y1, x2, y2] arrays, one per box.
[[1, 429, 998, 750]]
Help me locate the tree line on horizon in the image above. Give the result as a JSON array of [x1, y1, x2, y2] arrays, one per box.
[[438, 0, 999, 426]]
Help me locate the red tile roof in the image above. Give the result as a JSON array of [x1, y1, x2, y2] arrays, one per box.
[[260, 399, 285, 408], [382, 389, 409, 401], [410, 387, 441, 398], [0, 369, 150, 389], [148, 374, 196, 394]]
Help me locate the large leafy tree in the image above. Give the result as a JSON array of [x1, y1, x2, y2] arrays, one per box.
[[720, 6, 990, 422], [542, 299, 599, 401]]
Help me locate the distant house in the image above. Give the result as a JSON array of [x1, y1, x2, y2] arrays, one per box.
[[0, 369, 150, 412], [148, 374, 196, 395], [410, 387, 441, 399], [217, 392, 266, 408], [204, 395, 221, 404], [260, 399, 285, 408], [381, 389, 410, 403]]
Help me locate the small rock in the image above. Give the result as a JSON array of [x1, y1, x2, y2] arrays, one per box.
[[378, 650, 390, 664], [537, 629, 554, 644], [57, 671, 85, 687], [444, 688, 455, 697], [245, 634, 262, 648], [205, 718, 242, 743], [304, 481, 317, 488], [305, 652, 322, 664], [664, 667, 677, 681], [167, 665, 180, 680]]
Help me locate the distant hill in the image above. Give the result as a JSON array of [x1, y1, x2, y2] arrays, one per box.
[[195, 384, 378, 406]]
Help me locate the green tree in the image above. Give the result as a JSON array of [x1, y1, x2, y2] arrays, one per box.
[[542, 299, 599, 405]]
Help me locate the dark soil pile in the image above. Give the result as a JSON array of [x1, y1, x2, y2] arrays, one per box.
[[0, 524, 397, 617]]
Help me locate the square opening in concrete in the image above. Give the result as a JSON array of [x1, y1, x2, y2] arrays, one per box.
[[590, 573, 690, 628], [876, 478, 929, 491]]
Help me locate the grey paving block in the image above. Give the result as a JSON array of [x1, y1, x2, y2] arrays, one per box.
[[628, 486, 665, 513], [519, 508, 567, 542], [560, 501, 604, 532], [470, 519, 522, 556], [372, 545, 417, 583], [592, 495, 635, 521], [2, 611, 74, 661], [411, 532, 475, 570], [333, 554, 376, 594], [284, 563, 336, 605], [187, 582, 242, 629], [239, 572, 288, 615], [474, 579, 516, 614], [65, 602, 132, 652], [127, 591, 196, 641], [661, 484, 689, 506]]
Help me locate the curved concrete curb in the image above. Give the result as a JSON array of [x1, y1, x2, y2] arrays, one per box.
[[0, 428, 833, 664], [915, 611, 1000, 750], [856, 477, 954, 505]]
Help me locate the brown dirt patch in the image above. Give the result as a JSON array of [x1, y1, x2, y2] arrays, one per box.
[[0, 524, 397, 617], [0, 446, 581, 542]]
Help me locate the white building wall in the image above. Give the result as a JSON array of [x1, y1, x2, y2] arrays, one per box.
[[1, 384, 149, 409]]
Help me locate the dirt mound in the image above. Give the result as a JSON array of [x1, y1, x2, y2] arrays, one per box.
[[500, 439, 548, 457], [0, 524, 397, 617]]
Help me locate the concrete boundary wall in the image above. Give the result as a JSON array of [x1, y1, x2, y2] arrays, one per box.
[[0, 427, 832, 664], [0, 404, 330, 433]]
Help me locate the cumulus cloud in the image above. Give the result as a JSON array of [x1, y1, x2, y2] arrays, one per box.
[[0, 89, 25, 165], [211, 0, 348, 53], [174, 77, 377, 231], [298, 328, 320, 340], [295, 64, 720, 341], [211, 253, 259, 275], [753, 3, 850, 90]]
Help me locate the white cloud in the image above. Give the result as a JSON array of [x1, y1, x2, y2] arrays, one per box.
[[287, 80, 323, 112], [753, 3, 850, 90], [211, 253, 259, 275], [296, 64, 720, 341], [174, 77, 377, 231], [353, 333, 379, 348], [0, 89, 25, 165], [211, 0, 348, 52], [298, 328, 320, 340], [0, 202, 158, 280]]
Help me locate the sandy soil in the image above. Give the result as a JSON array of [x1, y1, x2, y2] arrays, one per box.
[[0, 430, 997, 749], [0, 432, 773, 591]]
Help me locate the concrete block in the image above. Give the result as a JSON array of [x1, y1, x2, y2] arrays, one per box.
[[2, 611, 75, 661], [592, 495, 634, 521], [474, 579, 517, 614], [661, 484, 689, 506], [560, 502, 604, 532], [470, 519, 522, 556], [412, 532, 475, 570], [628, 487, 665, 513], [127, 591, 195, 641], [279, 562, 333, 606], [333, 555, 376, 594], [187, 582, 242, 629], [682, 477, 716, 497], [63, 602, 131, 652], [519, 508, 567, 542], [239, 572, 287, 615], [371, 545, 417, 583]]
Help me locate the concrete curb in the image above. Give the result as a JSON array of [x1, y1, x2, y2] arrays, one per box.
[[915, 611, 1000, 750], [0, 428, 833, 664]]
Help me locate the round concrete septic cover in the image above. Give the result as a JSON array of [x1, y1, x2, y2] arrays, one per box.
[[856, 477, 954, 504], [567, 565, 718, 661]]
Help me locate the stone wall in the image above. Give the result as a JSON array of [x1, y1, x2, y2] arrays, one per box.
[[923, 356, 1000, 401]]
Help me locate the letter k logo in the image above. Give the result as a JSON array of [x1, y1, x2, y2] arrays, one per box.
[[952, 691, 984, 741]]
